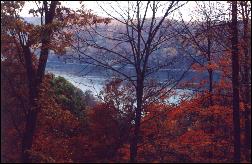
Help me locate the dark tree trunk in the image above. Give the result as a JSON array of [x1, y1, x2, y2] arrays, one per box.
[[21, 97, 39, 162], [243, 38, 251, 163], [207, 19, 213, 106], [244, 76, 251, 162], [21, 1, 58, 162], [231, 1, 241, 163], [206, 20, 214, 161], [130, 77, 144, 163], [130, 4, 144, 161], [208, 67, 213, 106], [240, 2, 251, 161], [21, 45, 38, 163]]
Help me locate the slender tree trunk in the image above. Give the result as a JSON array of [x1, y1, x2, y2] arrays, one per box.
[[130, 77, 144, 163], [231, 1, 241, 163], [206, 20, 214, 161], [243, 42, 251, 163], [208, 68, 214, 161], [240, 2, 251, 161], [130, 3, 143, 162], [244, 71, 251, 162], [207, 23, 213, 106], [209, 69, 213, 96], [208, 68, 213, 106]]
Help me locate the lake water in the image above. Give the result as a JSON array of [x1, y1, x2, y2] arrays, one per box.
[[47, 70, 105, 95], [45, 62, 199, 104]]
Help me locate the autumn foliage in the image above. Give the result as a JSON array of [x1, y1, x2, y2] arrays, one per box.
[[1, 59, 251, 163]]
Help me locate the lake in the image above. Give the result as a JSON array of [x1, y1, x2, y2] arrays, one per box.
[[45, 61, 204, 104]]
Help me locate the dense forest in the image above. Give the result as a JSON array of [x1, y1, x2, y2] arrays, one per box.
[[1, 1, 251, 163]]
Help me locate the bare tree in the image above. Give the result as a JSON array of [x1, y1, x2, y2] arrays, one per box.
[[170, 3, 231, 160], [70, 1, 188, 162], [175, 1, 232, 159], [174, 1, 231, 105]]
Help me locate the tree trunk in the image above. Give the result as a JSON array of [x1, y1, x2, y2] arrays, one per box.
[[207, 19, 213, 106], [231, 1, 241, 163], [208, 68, 213, 105], [21, 2, 58, 162], [21, 97, 39, 162], [240, 2, 251, 161], [21, 44, 38, 163], [130, 78, 144, 163], [130, 4, 144, 162], [243, 41, 251, 163], [207, 20, 214, 161]]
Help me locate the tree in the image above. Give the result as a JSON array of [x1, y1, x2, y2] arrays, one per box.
[[86, 103, 129, 162], [27, 74, 89, 163], [70, 1, 188, 162], [20, 2, 58, 162], [1, 35, 29, 162], [175, 1, 230, 105], [238, 1, 251, 161], [231, 1, 241, 162], [173, 2, 233, 159], [1, 1, 71, 162], [1, 1, 109, 161], [50, 76, 90, 118]]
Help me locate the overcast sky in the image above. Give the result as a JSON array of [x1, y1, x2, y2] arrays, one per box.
[[20, 1, 230, 21]]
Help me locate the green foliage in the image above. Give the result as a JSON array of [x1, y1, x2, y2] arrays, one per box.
[[50, 76, 96, 119]]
